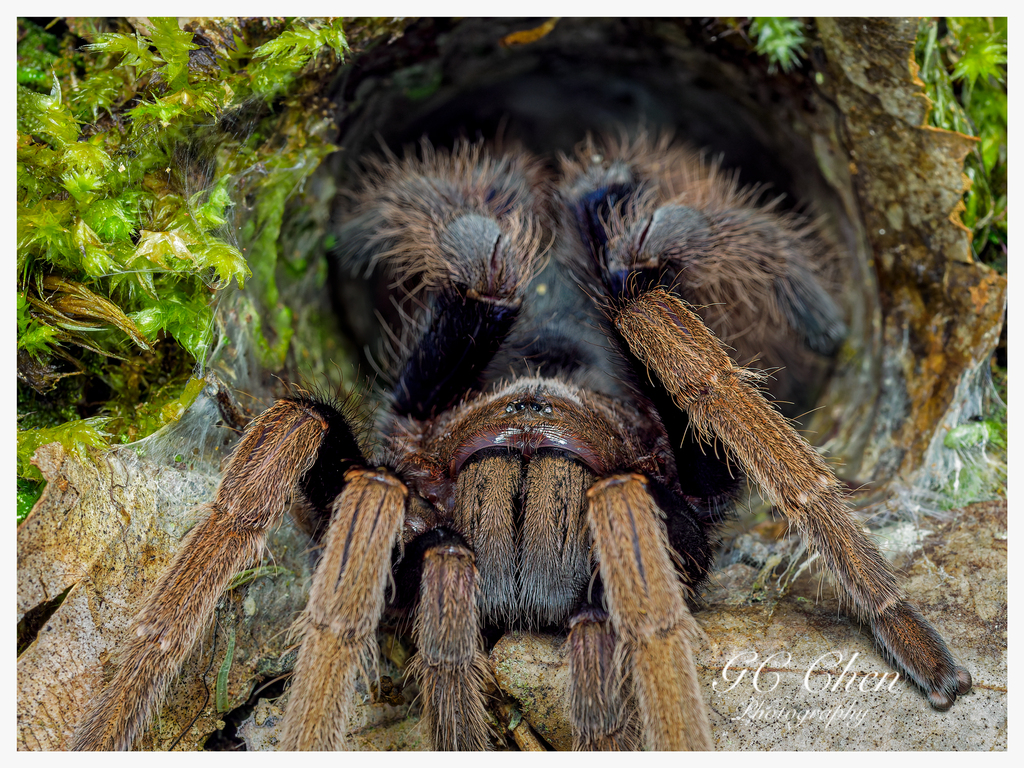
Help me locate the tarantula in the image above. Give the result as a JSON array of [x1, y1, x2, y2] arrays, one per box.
[[71, 135, 971, 751]]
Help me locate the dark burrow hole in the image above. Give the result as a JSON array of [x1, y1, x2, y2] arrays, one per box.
[[327, 17, 875, 425]]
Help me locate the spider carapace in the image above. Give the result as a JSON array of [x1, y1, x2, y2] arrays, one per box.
[[71, 135, 971, 751]]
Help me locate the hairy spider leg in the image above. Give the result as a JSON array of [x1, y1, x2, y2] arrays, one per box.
[[392, 287, 521, 420], [613, 289, 971, 710], [555, 156, 742, 528], [567, 604, 638, 750], [70, 399, 346, 750], [334, 140, 546, 420], [585, 474, 712, 750], [334, 143, 554, 748], [282, 466, 406, 750], [406, 530, 491, 750], [559, 134, 847, 359], [559, 135, 969, 738]]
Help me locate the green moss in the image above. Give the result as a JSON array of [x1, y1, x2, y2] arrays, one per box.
[[247, 18, 350, 97], [15, 17, 397, 519], [17, 293, 60, 362], [17, 20, 62, 89], [17, 479, 45, 524], [16, 417, 111, 483], [15, 20, 341, 378], [749, 18, 807, 73], [915, 18, 1007, 270]]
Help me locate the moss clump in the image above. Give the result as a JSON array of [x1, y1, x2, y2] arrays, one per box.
[[16, 17, 404, 519], [915, 17, 1007, 271], [16, 417, 111, 484], [749, 17, 807, 73]]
